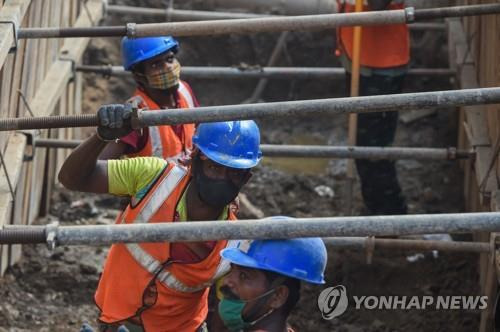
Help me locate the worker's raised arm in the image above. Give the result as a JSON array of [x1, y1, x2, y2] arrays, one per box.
[[58, 104, 133, 193], [368, 0, 393, 10]]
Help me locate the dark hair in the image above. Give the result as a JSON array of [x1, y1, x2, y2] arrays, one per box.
[[263, 270, 301, 316]]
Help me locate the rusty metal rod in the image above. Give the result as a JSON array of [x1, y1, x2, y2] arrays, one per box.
[[323, 237, 490, 253], [32, 139, 474, 161], [1, 212, 500, 246], [75, 65, 456, 79], [1, 87, 500, 131], [106, 5, 446, 31], [16, 4, 500, 39]]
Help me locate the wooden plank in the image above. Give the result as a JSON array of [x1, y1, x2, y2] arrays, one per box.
[[0, 0, 31, 72], [448, 18, 497, 203], [0, 133, 26, 275], [30, 0, 103, 118], [8, 158, 27, 265]]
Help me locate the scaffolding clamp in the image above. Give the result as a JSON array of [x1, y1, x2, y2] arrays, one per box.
[[45, 221, 59, 251], [405, 7, 416, 23], [126, 22, 137, 38], [0, 17, 19, 53], [447, 147, 457, 160], [59, 54, 77, 82], [19, 130, 38, 162]]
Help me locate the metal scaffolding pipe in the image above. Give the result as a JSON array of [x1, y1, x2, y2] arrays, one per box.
[[105, 5, 446, 31], [323, 237, 490, 253], [75, 65, 456, 79], [1, 87, 500, 131], [16, 4, 500, 39], [259, 145, 474, 160], [32, 139, 474, 161], [108, 5, 266, 20], [1, 213, 500, 246], [206, 0, 338, 16]]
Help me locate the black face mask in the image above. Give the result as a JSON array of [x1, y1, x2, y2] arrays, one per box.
[[194, 157, 243, 208]]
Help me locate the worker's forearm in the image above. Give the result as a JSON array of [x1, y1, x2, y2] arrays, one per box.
[[368, 0, 392, 10], [58, 134, 107, 191]]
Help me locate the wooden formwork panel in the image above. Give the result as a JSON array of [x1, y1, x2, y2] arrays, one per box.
[[0, 0, 103, 274], [452, 2, 500, 330]]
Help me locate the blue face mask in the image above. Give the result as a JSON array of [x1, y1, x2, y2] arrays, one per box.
[[218, 288, 276, 332]]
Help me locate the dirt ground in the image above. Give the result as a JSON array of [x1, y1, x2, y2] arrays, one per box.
[[0, 1, 482, 331]]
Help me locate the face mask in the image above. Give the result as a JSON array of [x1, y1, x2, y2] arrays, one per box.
[[194, 158, 242, 208], [218, 289, 276, 332], [138, 58, 181, 90]]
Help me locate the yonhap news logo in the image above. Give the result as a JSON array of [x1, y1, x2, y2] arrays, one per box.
[[318, 285, 488, 320], [317, 285, 349, 319]]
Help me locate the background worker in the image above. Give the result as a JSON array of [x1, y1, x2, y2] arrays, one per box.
[[216, 237, 327, 332], [100, 36, 199, 161], [58, 104, 262, 331], [336, 0, 409, 215]]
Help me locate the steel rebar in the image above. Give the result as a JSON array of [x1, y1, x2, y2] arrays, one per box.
[[32, 139, 474, 161], [16, 4, 500, 39], [1, 87, 500, 131], [75, 65, 456, 79], [1, 212, 500, 246]]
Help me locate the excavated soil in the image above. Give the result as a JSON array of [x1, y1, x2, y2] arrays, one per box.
[[0, 1, 481, 331]]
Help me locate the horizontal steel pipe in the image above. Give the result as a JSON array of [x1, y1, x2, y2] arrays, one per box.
[[32, 139, 474, 160], [137, 87, 500, 126], [259, 145, 474, 160], [1, 212, 500, 246], [75, 65, 456, 79], [1, 87, 500, 131], [323, 237, 490, 253], [18, 10, 409, 39], [106, 5, 445, 31], [17, 4, 500, 39], [0, 226, 488, 253], [414, 3, 500, 20], [107, 5, 266, 20]]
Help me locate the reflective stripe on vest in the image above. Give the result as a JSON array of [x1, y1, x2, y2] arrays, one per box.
[[134, 165, 187, 223], [178, 81, 196, 108], [149, 126, 164, 158], [147, 81, 195, 159], [125, 164, 236, 293]]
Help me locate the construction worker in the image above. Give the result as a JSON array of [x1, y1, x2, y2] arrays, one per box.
[[336, 0, 409, 215], [99, 36, 198, 161], [216, 236, 327, 331], [58, 105, 262, 331]]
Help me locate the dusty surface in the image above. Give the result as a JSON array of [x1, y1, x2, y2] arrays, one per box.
[[0, 1, 481, 331]]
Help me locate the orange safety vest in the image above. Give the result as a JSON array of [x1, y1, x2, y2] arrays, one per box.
[[127, 81, 197, 161], [336, 0, 410, 69], [95, 163, 241, 331]]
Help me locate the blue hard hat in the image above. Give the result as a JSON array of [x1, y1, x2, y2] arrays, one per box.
[[221, 237, 327, 284], [121, 36, 179, 71], [192, 121, 262, 169]]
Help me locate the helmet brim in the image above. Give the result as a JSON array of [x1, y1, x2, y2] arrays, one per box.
[[199, 148, 261, 169], [221, 246, 326, 285], [220, 248, 264, 270]]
